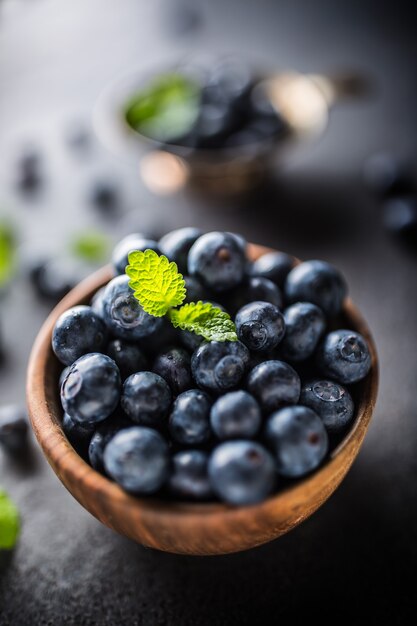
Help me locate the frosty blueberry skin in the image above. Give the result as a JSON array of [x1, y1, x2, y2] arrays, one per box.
[[210, 390, 261, 440], [61, 353, 121, 425], [265, 405, 329, 478], [285, 260, 347, 317], [152, 347, 192, 395], [104, 426, 170, 494], [112, 233, 160, 275], [121, 372, 172, 427], [249, 251, 294, 288], [316, 329, 371, 384], [235, 301, 285, 352], [300, 380, 354, 434], [188, 231, 247, 292], [209, 440, 276, 505], [52, 305, 107, 366], [247, 360, 301, 413], [191, 340, 250, 393], [106, 339, 148, 380], [279, 302, 326, 362], [102, 275, 163, 341], [159, 227, 203, 274], [168, 450, 213, 500], [169, 389, 212, 446]]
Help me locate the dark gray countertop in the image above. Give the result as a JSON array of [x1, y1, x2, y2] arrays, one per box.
[[1, 1, 416, 624]]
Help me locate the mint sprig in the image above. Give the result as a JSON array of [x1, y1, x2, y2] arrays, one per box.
[[0, 489, 20, 550], [126, 250, 238, 342]]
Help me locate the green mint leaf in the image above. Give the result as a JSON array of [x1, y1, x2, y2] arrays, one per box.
[[124, 73, 200, 142], [0, 490, 20, 550], [170, 301, 238, 342], [0, 221, 16, 288], [71, 231, 110, 263], [126, 249, 186, 317]]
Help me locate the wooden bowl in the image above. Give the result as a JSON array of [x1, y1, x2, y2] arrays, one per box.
[[26, 244, 378, 556]]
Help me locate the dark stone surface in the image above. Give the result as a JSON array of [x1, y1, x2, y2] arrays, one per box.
[[1, 0, 416, 624]]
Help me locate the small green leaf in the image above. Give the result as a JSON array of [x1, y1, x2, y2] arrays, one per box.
[[0, 221, 16, 288], [0, 490, 20, 550], [126, 249, 186, 317], [170, 301, 238, 342], [71, 230, 110, 263], [124, 72, 200, 142]]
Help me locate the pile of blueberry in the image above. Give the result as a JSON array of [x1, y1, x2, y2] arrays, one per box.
[[126, 60, 287, 152], [53, 228, 372, 506]]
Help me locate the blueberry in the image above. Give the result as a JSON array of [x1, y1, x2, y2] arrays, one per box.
[[188, 231, 247, 292], [363, 153, 415, 198], [15, 149, 42, 192], [102, 275, 162, 340], [112, 233, 160, 275], [0, 405, 28, 453], [62, 412, 94, 456], [183, 275, 207, 303], [250, 251, 294, 288], [225, 276, 283, 315], [300, 380, 354, 434], [29, 256, 82, 302], [179, 328, 205, 352], [209, 440, 275, 505], [265, 405, 328, 477], [169, 389, 212, 445], [61, 353, 121, 424], [59, 366, 71, 389], [316, 329, 371, 384], [191, 340, 250, 392], [382, 196, 417, 244], [153, 347, 192, 395], [210, 391, 261, 439], [168, 450, 213, 500], [89, 179, 119, 214], [52, 305, 107, 366], [107, 339, 148, 379], [247, 360, 301, 412], [285, 260, 347, 317], [88, 413, 132, 473], [121, 371, 172, 426], [139, 316, 180, 354], [279, 302, 325, 361], [235, 301, 285, 352], [104, 426, 170, 494], [159, 227, 203, 273], [91, 287, 106, 319]]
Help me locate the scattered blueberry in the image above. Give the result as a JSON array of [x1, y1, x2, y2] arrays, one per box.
[[168, 450, 213, 500], [265, 406, 328, 477], [209, 440, 276, 505], [52, 305, 107, 366], [104, 426, 170, 494], [89, 179, 119, 213], [247, 360, 301, 412], [191, 340, 250, 392], [159, 227, 203, 273], [188, 231, 247, 292], [363, 153, 415, 198], [153, 347, 192, 395], [107, 339, 148, 379], [235, 301, 285, 351], [382, 196, 417, 245], [0, 405, 28, 453], [169, 389, 212, 445], [112, 233, 160, 275], [29, 256, 82, 302], [300, 380, 354, 434], [250, 251, 294, 288], [102, 275, 163, 340], [61, 353, 121, 424], [285, 260, 347, 317], [210, 390, 261, 439], [280, 302, 325, 361], [316, 329, 371, 384], [121, 371, 172, 427]]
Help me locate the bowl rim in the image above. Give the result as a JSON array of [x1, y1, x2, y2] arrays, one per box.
[[26, 244, 379, 523]]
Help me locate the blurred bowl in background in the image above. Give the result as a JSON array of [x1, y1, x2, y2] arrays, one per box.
[[94, 59, 368, 197]]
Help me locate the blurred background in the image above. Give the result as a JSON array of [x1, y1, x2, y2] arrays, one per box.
[[0, 0, 416, 624]]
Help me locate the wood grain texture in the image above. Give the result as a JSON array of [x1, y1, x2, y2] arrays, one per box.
[[26, 244, 379, 555]]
